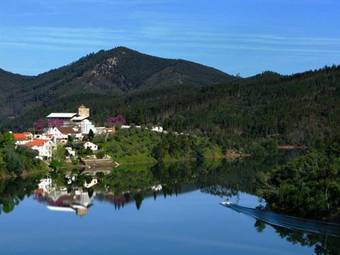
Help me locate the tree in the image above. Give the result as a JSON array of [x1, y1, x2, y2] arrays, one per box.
[[88, 129, 94, 141]]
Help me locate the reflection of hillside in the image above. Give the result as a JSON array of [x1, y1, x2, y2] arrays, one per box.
[[222, 203, 340, 255], [198, 158, 272, 197], [31, 158, 288, 214], [0, 154, 296, 216], [259, 221, 340, 255], [224, 203, 340, 237]]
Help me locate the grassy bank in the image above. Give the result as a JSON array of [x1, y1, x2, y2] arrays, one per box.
[[93, 128, 224, 164]]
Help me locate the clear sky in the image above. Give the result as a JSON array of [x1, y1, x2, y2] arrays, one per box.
[[0, 0, 339, 77]]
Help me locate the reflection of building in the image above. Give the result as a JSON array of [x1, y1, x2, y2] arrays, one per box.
[[34, 178, 96, 216]]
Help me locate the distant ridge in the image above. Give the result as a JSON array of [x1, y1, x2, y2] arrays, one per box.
[[0, 47, 235, 124]]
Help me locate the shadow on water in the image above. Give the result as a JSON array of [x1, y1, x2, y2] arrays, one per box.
[[255, 220, 340, 255], [221, 202, 340, 255]]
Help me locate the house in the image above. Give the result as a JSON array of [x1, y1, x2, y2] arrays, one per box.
[[65, 147, 76, 158], [47, 127, 82, 143], [13, 132, 33, 145], [23, 139, 55, 160], [84, 142, 98, 151]]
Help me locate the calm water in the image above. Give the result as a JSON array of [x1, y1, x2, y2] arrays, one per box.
[[0, 159, 339, 255]]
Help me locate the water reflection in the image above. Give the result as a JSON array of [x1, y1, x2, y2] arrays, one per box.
[[34, 178, 95, 216], [0, 156, 339, 255], [0, 176, 40, 214], [256, 221, 340, 255]]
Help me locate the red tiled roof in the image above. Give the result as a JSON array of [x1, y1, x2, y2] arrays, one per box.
[[24, 139, 49, 148], [13, 132, 32, 141]]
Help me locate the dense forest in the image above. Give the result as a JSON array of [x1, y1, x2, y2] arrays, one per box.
[[0, 47, 339, 151], [257, 136, 340, 220]]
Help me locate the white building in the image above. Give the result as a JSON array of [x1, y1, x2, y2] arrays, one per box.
[[46, 105, 96, 135], [24, 139, 55, 160], [65, 147, 76, 157], [47, 127, 82, 142], [79, 119, 96, 135], [84, 142, 98, 151], [47, 113, 77, 128], [47, 127, 68, 140], [151, 126, 164, 133]]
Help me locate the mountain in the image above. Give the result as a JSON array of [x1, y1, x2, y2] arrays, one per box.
[[0, 69, 32, 119], [1, 48, 340, 148], [0, 47, 235, 124], [8, 64, 339, 147]]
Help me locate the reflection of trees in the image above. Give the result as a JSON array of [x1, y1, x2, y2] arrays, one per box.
[[0, 177, 40, 214], [198, 157, 281, 197], [0, 153, 295, 214], [48, 157, 289, 211], [254, 220, 340, 255], [95, 163, 199, 210], [133, 193, 144, 210]]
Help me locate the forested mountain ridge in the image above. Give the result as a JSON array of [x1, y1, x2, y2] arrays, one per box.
[[0, 47, 235, 123], [0, 47, 339, 148], [7, 65, 339, 147], [0, 69, 32, 119]]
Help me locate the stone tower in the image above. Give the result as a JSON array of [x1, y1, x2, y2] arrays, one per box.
[[78, 105, 90, 118]]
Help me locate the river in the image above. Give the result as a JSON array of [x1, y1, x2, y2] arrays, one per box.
[[0, 158, 338, 255]]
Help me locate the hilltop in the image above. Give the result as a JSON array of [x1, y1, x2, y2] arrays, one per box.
[[0, 47, 234, 124]]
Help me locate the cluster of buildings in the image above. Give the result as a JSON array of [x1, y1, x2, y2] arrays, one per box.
[[13, 105, 105, 160], [12, 104, 166, 161]]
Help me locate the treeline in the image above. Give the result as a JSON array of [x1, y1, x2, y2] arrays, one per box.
[[93, 128, 223, 163], [257, 136, 340, 220], [5, 65, 340, 151], [0, 133, 48, 177]]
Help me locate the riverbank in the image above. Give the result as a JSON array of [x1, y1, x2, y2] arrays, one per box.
[[257, 139, 340, 221]]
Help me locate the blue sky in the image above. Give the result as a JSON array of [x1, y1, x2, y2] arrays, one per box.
[[0, 0, 340, 77]]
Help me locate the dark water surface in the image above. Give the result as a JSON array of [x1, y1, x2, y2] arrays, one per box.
[[0, 159, 339, 255]]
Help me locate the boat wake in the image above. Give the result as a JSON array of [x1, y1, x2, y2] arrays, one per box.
[[220, 202, 340, 238]]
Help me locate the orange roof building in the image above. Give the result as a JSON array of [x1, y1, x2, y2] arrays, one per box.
[[24, 139, 49, 148], [13, 132, 32, 141]]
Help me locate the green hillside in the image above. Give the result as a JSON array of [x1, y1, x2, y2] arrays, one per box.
[[0, 47, 234, 124], [0, 48, 339, 149]]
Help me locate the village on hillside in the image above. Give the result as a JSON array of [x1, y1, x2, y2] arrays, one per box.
[[11, 105, 165, 162]]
